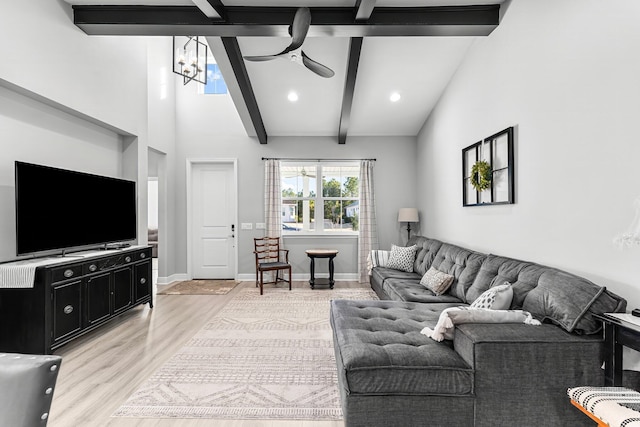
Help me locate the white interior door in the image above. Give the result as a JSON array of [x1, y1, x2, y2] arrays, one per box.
[[191, 163, 236, 279]]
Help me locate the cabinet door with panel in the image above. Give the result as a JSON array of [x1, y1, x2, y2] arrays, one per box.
[[134, 261, 152, 306], [0, 246, 153, 355], [112, 267, 133, 314], [85, 272, 111, 326], [52, 279, 82, 343]]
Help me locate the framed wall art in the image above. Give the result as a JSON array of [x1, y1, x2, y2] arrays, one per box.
[[462, 126, 514, 207]]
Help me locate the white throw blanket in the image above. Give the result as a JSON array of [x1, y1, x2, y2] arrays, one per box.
[[421, 306, 541, 342], [0, 258, 66, 288]]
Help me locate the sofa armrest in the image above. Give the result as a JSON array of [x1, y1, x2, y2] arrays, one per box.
[[453, 323, 604, 425], [454, 323, 603, 379]]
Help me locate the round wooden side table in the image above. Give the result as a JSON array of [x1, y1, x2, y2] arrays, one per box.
[[305, 249, 339, 289]]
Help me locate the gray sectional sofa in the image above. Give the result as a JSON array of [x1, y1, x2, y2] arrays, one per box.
[[329, 236, 627, 427]]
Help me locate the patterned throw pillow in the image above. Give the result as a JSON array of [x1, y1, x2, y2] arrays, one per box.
[[420, 267, 455, 296], [386, 244, 418, 273], [367, 250, 390, 275], [470, 282, 513, 310]]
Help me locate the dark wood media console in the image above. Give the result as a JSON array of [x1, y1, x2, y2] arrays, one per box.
[[0, 246, 153, 354]]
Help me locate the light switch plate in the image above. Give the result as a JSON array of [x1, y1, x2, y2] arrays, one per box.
[[241, 223, 253, 230], [256, 223, 266, 229]]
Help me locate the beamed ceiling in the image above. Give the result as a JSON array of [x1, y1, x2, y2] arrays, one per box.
[[64, 0, 505, 144]]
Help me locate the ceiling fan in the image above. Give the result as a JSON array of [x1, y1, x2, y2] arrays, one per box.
[[243, 7, 335, 78]]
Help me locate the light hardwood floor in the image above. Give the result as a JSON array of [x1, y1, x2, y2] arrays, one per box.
[[48, 280, 366, 427]]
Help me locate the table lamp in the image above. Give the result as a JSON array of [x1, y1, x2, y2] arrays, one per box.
[[398, 208, 419, 242]]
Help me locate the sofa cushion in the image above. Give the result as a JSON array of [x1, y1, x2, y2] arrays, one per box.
[[430, 243, 486, 302], [383, 278, 464, 304], [330, 299, 473, 396], [522, 269, 625, 334], [420, 267, 455, 296], [467, 254, 537, 309], [470, 281, 513, 310], [371, 267, 420, 285], [386, 244, 418, 272], [408, 236, 444, 276]]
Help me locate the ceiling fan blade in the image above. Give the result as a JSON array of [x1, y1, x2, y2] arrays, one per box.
[[289, 7, 311, 51], [301, 51, 335, 78], [243, 55, 280, 62]]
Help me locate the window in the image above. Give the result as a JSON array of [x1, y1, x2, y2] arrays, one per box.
[[204, 63, 228, 94], [281, 163, 359, 235]]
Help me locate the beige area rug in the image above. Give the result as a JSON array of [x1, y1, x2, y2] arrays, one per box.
[[113, 287, 378, 420], [157, 280, 239, 295]]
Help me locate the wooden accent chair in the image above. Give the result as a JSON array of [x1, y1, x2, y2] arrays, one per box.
[[254, 237, 292, 295]]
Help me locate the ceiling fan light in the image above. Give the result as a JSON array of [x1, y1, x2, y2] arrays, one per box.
[[288, 91, 299, 102], [390, 92, 401, 102]]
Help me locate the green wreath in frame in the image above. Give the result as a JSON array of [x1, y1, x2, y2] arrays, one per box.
[[470, 160, 492, 192]]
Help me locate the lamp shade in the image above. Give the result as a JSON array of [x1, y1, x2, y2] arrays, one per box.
[[398, 208, 419, 223]]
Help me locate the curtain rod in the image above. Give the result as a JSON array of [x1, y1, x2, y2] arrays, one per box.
[[261, 157, 376, 162]]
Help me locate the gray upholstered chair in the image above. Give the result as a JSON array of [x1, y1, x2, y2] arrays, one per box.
[[0, 353, 62, 427]]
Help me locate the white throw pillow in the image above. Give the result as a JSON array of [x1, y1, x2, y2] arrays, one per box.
[[386, 244, 418, 273], [420, 267, 455, 296], [470, 282, 513, 310], [367, 250, 390, 275]]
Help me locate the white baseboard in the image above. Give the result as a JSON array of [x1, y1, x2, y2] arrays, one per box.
[[159, 273, 360, 283], [236, 273, 359, 281], [156, 273, 189, 285]]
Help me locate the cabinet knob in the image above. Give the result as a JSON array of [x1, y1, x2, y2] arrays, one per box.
[[63, 269, 74, 278], [125, 256, 132, 263], [140, 253, 146, 259], [89, 264, 97, 272], [63, 305, 74, 315], [140, 278, 147, 285]]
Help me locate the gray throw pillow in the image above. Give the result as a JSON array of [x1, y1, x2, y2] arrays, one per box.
[[470, 282, 513, 310], [386, 244, 418, 273], [420, 267, 455, 296]]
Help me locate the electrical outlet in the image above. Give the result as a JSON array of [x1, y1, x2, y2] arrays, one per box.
[[256, 223, 266, 229], [241, 223, 253, 230]]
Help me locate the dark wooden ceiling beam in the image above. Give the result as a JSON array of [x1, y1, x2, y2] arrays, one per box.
[[355, 0, 377, 21], [338, 37, 363, 145], [72, 5, 500, 37], [190, 0, 225, 19], [220, 37, 267, 144], [205, 0, 226, 20]]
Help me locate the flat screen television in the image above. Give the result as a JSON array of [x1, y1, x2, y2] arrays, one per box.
[[15, 161, 137, 255]]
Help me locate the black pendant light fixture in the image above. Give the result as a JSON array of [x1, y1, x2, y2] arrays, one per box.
[[172, 36, 208, 85]]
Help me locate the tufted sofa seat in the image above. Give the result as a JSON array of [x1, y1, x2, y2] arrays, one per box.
[[330, 236, 627, 427], [330, 300, 471, 396]]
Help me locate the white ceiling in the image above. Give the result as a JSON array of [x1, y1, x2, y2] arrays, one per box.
[[64, 0, 503, 140]]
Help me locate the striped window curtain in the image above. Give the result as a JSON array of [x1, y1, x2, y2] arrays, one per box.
[[358, 160, 379, 283], [264, 159, 282, 238]]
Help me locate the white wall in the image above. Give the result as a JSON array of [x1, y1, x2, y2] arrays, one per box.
[[0, 0, 153, 262], [148, 179, 159, 229], [146, 38, 177, 279], [0, 1, 148, 137], [174, 81, 418, 277], [0, 86, 123, 261], [417, 0, 640, 308]]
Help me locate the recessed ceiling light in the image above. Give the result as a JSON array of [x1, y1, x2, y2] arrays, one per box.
[[288, 91, 299, 102], [390, 92, 401, 103]]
